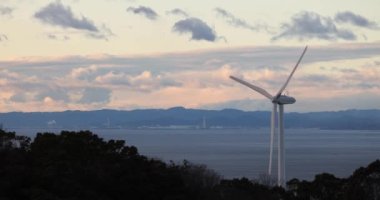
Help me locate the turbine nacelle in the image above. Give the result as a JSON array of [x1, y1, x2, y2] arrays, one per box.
[[273, 95, 296, 105]]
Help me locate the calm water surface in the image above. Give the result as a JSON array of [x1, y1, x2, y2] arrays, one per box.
[[11, 128, 380, 181]]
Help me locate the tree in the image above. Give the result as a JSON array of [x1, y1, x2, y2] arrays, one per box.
[[1, 129, 380, 200], [344, 160, 380, 200]]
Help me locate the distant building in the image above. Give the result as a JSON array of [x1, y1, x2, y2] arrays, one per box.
[[202, 116, 207, 129]]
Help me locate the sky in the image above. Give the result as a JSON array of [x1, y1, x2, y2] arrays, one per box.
[[0, 0, 379, 112]]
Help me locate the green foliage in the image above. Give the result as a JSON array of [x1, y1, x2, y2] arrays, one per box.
[[287, 162, 380, 200], [0, 130, 187, 200], [0, 129, 30, 150], [344, 160, 380, 200], [288, 173, 344, 200]]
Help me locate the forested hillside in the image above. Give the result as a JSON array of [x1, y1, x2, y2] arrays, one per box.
[[0, 129, 379, 199]]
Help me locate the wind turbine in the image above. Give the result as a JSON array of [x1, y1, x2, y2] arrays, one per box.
[[230, 46, 308, 187]]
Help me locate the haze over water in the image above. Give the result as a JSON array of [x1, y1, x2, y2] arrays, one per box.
[[13, 128, 380, 181]]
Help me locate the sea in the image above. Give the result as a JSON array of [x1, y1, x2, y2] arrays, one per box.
[[9, 128, 380, 181]]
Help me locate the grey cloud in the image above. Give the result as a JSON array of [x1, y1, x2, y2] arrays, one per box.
[[160, 79, 182, 87], [3, 43, 380, 77], [47, 34, 57, 40], [201, 98, 269, 111], [296, 67, 374, 89], [340, 81, 379, 89], [95, 71, 181, 92], [86, 33, 107, 40], [355, 82, 379, 89], [2, 67, 111, 105], [204, 92, 380, 112], [79, 87, 111, 104], [0, 34, 8, 41], [335, 11, 378, 29], [130, 74, 181, 92], [85, 24, 115, 41], [70, 65, 102, 81], [34, 1, 99, 32], [166, 8, 188, 17], [0, 69, 72, 103], [47, 34, 70, 41], [95, 71, 130, 85], [0, 79, 39, 97], [298, 74, 331, 82], [172, 18, 217, 42], [86, 32, 111, 40], [0, 6, 13, 16], [255, 65, 286, 71], [333, 67, 358, 73], [215, 7, 267, 32], [127, 6, 158, 20], [35, 88, 70, 102], [273, 11, 357, 41], [341, 68, 358, 73], [1, 43, 379, 112], [296, 93, 380, 112], [10, 93, 27, 103]]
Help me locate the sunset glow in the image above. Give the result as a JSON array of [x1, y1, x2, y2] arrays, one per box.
[[1, 0, 379, 112]]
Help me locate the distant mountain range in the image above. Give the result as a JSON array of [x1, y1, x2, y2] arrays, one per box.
[[0, 107, 379, 130]]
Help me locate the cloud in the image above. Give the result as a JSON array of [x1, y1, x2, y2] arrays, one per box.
[[47, 34, 70, 41], [94, 71, 129, 85], [69, 65, 181, 92], [127, 71, 175, 91], [35, 87, 70, 102], [91, 24, 115, 40], [201, 98, 269, 111], [0, 34, 7, 41], [166, 8, 189, 17], [70, 65, 99, 80], [172, 18, 217, 42], [2, 43, 380, 73], [0, 69, 71, 104], [0, 6, 13, 16], [86, 29, 114, 41], [335, 11, 379, 29], [127, 6, 158, 20], [79, 87, 111, 104], [95, 70, 181, 92], [335, 68, 358, 73], [0, 67, 113, 110], [273, 11, 357, 41], [202, 92, 380, 112], [215, 7, 267, 32], [298, 74, 332, 82], [9, 93, 27, 103], [1, 43, 380, 112], [34, 1, 99, 32]]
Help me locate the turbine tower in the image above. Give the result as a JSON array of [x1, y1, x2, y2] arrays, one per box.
[[230, 46, 308, 187]]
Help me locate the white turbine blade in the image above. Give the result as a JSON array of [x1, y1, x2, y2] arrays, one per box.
[[230, 76, 273, 100], [275, 46, 308, 98]]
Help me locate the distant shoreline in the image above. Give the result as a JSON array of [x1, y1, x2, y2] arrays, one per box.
[[1, 108, 379, 130]]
